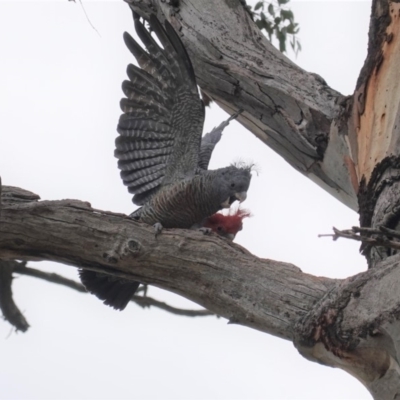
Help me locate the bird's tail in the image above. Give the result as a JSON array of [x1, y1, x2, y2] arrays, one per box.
[[79, 270, 140, 311]]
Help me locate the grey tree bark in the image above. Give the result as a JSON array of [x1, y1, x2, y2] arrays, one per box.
[[1, 0, 400, 398]]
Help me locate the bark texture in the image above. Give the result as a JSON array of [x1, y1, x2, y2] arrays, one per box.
[[126, 0, 359, 210], [0, 186, 334, 339], [1, 186, 400, 398]]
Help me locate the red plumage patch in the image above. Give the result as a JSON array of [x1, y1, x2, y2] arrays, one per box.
[[203, 208, 251, 236]]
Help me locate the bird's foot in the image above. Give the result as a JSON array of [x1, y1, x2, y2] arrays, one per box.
[[153, 222, 163, 237], [198, 227, 212, 235]]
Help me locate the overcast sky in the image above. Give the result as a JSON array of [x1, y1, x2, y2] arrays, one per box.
[[0, 1, 372, 399]]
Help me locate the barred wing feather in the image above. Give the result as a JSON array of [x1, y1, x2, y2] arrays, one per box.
[[116, 13, 205, 205]]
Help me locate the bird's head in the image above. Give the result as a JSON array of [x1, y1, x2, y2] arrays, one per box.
[[216, 164, 252, 209]]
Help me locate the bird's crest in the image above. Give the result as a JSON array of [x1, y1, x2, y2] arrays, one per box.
[[231, 160, 260, 175]]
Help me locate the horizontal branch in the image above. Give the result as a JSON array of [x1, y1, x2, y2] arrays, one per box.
[[131, 295, 215, 317], [0, 186, 334, 340], [319, 226, 400, 250], [4, 185, 400, 395], [13, 264, 214, 318], [14, 264, 87, 293]]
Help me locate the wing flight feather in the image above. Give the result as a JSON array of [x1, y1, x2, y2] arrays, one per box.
[[115, 12, 204, 205]]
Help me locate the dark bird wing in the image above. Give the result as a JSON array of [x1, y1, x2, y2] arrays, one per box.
[[116, 13, 205, 205], [198, 109, 244, 170]]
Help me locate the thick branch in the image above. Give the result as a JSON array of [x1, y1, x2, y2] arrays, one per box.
[[295, 252, 400, 399], [4, 186, 400, 396], [127, 0, 358, 210], [0, 186, 334, 340]]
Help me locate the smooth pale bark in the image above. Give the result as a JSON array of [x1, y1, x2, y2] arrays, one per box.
[[127, 0, 358, 210], [1, 0, 400, 398]]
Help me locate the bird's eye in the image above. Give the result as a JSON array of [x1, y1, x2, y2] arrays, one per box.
[[217, 226, 223, 231], [230, 183, 235, 188]]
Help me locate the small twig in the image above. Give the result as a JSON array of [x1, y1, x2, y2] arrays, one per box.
[[13, 265, 214, 318], [70, 0, 101, 37], [318, 233, 337, 239], [13, 264, 87, 293], [227, 108, 244, 122], [319, 226, 400, 251], [352, 225, 400, 240], [132, 296, 215, 317], [79, 0, 101, 37], [0, 260, 29, 332], [351, 226, 382, 235]]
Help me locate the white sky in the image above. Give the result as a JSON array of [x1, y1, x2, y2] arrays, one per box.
[[0, 1, 373, 399]]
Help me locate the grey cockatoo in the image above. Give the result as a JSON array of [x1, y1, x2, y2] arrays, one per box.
[[80, 11, 252, 310]]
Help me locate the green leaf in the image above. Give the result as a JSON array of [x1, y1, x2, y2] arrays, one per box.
[[251, 0, 302, 55], [267, 3, 275, 16], [264, 21, 273, 38], [280, 9, 294, 21], [279, 39, 286, 52], [286, 22, 299, 34], [254, 1, 264, 11], [278, 35, 286, 52]]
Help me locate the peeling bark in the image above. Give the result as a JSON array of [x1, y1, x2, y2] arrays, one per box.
[[352, 2, 400, 182], [294, 255, 400, 399]]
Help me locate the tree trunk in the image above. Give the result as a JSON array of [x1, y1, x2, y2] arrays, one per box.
[[1, 0, 400, 398]]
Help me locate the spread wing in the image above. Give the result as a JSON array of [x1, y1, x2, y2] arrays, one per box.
[[198, 109, 243, 170], [115, 13, 205, 205]]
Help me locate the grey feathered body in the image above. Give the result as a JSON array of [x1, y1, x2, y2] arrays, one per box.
[[139, 168, 250, 228]]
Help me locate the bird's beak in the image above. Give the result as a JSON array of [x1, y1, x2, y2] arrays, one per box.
[[221, 198, 231, 208], [235, 191, 247, 203], [221, 191, 247, 209]]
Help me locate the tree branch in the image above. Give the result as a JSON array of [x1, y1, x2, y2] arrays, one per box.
[[13, 264, 214, 318], [131, 296, 215, 317], [0, 185, 334, 340], [13, 264, 87, 293], [0, 260, 29, 332], [319, 226, 400, 250], [127, 0, 358, 211], [5, 186, 400, 395]]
